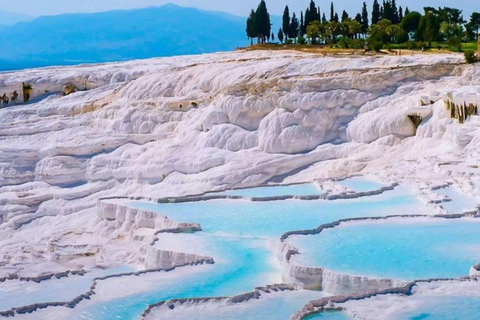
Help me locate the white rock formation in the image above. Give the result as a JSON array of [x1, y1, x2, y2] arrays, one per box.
[[0, 50, 479, 284]]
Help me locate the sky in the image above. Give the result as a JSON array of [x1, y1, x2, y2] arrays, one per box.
[[1, 0, 476, 19]]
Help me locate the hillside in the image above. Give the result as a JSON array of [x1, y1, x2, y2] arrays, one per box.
[[0, 4, 282, 71]]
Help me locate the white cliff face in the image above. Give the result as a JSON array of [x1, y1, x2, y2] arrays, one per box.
[[0, 50, 479, 281]]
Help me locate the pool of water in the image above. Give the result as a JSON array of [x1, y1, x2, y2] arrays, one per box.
[[339, 280, 480, 320], [436, 187, 478, 214], [0, 266, 134, 312], [306, 312, 353, 320], [132, 186, 431, 238], [68, 187, 430, 319], [289, 218, 480, 281], [339, 177, 386, 193], [400, 296, 480, 320], [213, 184, 322, 198], [10, 184, 436, 320], [143, 290, 333, 320]]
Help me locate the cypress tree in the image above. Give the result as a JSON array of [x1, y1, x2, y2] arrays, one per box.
[[334, 12, 339, 22], [405, 7, 410, 16], [330, 2, 335, 22], [305, 8, 311, 31], [301, 11, 305, 35], [305, 0, 320, 30], [355, 13, 362, 22], [322, 13, 327, 24], [372, 0, 381, 25], [278, 28, 284, 43], [361, 2, 369, 34], [246, 9, 256, 45], [289, 12, 300, 40], [342, 10, 349, 22], [254, 0, 270, 44], [399, 6, 404, 21], [309, 0, 319, 21], [282, 5, 291, 40], [383, 0, 391, 21], [392, 0, 399, 24]]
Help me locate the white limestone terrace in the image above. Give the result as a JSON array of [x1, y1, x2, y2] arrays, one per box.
[[291, 278, 480, 320], [0, 50, 480, 318], [279, 214, 480, 296]]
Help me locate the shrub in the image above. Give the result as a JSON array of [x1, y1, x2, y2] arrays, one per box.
[[447, 37, 462, 52], [406, 41, 417, 50], [338, 37, 350, 49], [464, 50, 477, 64], [416, 41, 428, 50], [350, 39, 365, 49], [297, 36, 306, 45], [395, 30, 409, 44], [370, 41, 384, 52], [286, 39, 294, 44]]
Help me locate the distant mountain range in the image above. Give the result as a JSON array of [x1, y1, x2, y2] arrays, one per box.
[[0, 4, 281, 71], [0, 10, 33, 26]]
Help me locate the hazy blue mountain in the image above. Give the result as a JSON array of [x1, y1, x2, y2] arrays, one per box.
[[0, 10, 33, 25], [0, 4, 281, 71]]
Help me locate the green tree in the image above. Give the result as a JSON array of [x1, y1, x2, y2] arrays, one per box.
[[440, 21, 463, 40], [282, 5, 291, 40], [307, 20, 323, 44], [399, 6, 404, 21], [372, 0, 381, 25], [383, 0, 392, 21], [370, 18, 399, 42], [469, 12, 480, 37], [330, 2, 335, 22], [343, 20, 362, 38], [305, 0, 320, 29], [326, 21, 341, 43], [289, 12, 300, 41], [341, 10, 350, 22], [300, 11, 305, 36], [418, 10, 440, 46], [391, 0, 399, 24], [278, 28, 284, 43], [361, 2, 369, 35], [401, 11, 421, 33], [254, 0, 271, 44], [405, 7, 410, 16], [438, 7, 464, 24], [246, 9, 256, 46], [355, 13, 362, 24]]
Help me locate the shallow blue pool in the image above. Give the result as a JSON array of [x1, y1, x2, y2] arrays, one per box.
[[339, 177, 386, 193], [142, 290, 333, 320], [289, 219, 480, 281], [132, 186, 430, 238], [214, 184, 322, 198], [44, 184, 434, 320], [399, 296, 480, 320], [436, 186, 479, 214], [306, 312, 353, 320]]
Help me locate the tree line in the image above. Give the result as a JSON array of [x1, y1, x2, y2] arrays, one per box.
[[246, 0, 480, 51]]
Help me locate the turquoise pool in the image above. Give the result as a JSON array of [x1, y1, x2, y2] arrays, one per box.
[[338, 177, 386, 193], [289, 218, 480, 281], [142, 290, 333, 320], [401, 296, 480, 320], [6, 183, 453, 320], [213, 183, 322, 198]]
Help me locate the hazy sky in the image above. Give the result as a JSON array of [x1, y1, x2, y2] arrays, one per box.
[[1, 0, 476, 19]]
